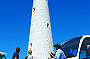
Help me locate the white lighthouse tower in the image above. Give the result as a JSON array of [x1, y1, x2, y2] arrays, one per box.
[[28, 0, 54, 59]]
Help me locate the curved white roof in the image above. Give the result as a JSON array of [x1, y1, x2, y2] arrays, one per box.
[[0, 52, 7, 55]]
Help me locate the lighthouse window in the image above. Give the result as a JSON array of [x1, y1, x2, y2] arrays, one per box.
[[30, 43, 32, 47], [47, 23, 49, 28], [33, 7, 35, 12]]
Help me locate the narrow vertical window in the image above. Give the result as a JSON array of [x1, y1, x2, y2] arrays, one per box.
[[33, 7, 35, 12], [47, 23, 49, 28], [30, 43, 32, 47]]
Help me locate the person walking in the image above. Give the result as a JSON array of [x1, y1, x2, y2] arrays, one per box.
[[54, 43, 66, 59], [12, 47, 20, 59]]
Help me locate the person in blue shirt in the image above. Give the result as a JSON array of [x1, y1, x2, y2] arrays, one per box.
[[12, 47, 20, 59], [54, 43, 66, 59]]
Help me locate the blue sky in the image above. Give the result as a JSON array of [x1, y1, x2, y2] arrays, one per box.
[[0, 0, 90, 59]]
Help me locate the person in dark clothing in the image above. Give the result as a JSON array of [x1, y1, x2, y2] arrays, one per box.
[[12, 47, 20, 59]]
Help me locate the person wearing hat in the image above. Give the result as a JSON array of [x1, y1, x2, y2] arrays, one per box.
[[54, 43, 66, 59]]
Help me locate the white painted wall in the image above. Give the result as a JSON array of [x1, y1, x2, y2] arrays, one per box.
[[28, 0, 54, 59]]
